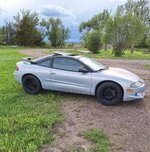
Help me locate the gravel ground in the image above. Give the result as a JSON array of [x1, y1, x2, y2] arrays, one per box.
[[20, 50, 150, 152]]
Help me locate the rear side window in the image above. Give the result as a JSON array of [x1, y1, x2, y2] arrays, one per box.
[[39, 60, 51, 67], [52, 58, 85, 72]]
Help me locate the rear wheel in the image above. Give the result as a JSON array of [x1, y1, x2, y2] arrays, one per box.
[[96, 82, 123, 106], [22, 75, 42, 94]]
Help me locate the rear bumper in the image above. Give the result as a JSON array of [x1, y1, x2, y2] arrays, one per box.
[[123, 84, 145, 101], [14, 71, 22, 84]]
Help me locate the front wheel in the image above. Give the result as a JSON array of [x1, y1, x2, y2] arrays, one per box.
[[96, 82, 123, 106], [22, 75, 42, 94]]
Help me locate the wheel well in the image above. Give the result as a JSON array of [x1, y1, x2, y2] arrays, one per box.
[[95, 80, 124, 98], [22, 74, 42, 87]]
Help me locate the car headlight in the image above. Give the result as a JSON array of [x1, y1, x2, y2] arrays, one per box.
[[130, 81, 143, 88]]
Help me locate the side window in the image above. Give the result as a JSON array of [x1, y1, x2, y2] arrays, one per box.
[[39, 60, 50, 67], [53, 58, 85, 72]]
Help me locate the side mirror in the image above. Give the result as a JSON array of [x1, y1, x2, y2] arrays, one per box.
[[78, 68, 88, 73]]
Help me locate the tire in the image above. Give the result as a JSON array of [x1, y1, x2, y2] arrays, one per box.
[[22, 75, 42, 94], [96, 82, 123, 106]]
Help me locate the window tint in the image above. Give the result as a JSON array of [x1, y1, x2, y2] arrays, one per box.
[[53, 58, 85, 72], [80, 57, 106, 71], [39, 60, 50, 67]]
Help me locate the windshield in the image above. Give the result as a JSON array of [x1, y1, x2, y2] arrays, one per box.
[[79, 57, 107, 71]]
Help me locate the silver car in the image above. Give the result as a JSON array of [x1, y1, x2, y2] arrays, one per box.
[[14, 52, 145, 105]]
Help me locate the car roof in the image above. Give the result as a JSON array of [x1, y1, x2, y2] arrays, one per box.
[[52, 52, 82, 58], [33, 52, 82, 63]]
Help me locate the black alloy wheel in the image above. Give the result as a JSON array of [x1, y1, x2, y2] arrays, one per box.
[[22, 75, 42, 94], [96, 82, 123, 105]]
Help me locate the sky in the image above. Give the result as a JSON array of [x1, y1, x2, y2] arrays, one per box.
[[0, 0, 127, 42]]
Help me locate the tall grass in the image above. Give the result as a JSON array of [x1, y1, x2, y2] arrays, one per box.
[[0, 46, 63, 151]]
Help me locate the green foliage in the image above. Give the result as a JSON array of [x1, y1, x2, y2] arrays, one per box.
[[14, 10, 43, 46], [41, 18, 70, 48], [1, 21, 16, 45], [81, 129, 111, 152], [105, 10, 147, 56], [79, 10, 110, 51], [144, 64, 150, 69], [0, 47, 64, 151], [79, 0, 150, 56], [145, 37, 150, 50], [65, 43, 74, 48], [0, 28, 5, 44], [84, 32, 101, 53], [45, 49, 150, 60], [119, 0, 150, 22], [0, 10, 70, 47], [116, 0, 150, 51], [79, 10, 110, 33]]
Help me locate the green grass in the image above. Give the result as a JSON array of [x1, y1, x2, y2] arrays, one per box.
[[45, 49, 150, 60], [81, 129, 111, 152], [0, 46, 148, 151], [0, 46, 64, 151], [144, 64, 150, 69]]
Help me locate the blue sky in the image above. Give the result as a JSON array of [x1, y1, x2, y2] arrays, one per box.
[[0, 0, 127, 42]]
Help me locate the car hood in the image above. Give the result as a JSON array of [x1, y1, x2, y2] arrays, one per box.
[[100, 67, 143, 82]]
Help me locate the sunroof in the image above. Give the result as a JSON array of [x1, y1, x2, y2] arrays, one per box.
[[53, 52, 79, 56]]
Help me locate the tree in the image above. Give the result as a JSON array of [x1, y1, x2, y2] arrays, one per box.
[[0, 8, 4, 44], [79, 0, 149, 55], [40, 18, 70, 47], [118, 0, 150, 22], [145, 19, 150, 51], [84, 32, 101, 53], [145, 36, 150, 51], [14, 10, 43, 46], [0, 27, 5, 44], [79, 10, 110, 32], [105, 10, 146, 56], [79, 10, 110, 50], [2, 21, 16, 45], [119, 0, 150, 51]]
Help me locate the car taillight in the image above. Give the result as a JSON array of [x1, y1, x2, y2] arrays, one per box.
[[16, 65, 19, 71]]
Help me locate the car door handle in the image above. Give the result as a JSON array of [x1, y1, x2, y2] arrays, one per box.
[[51, 73, 56, 75]]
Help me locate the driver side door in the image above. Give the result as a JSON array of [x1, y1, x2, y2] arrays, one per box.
[[50, 57, 92, 94]]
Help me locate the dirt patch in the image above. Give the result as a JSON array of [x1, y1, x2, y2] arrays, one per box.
[[20, 49, 47, 57], [20, 49, 150, 152]]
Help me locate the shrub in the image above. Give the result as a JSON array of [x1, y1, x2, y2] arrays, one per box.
[[145, 37, 150, 52], [85, 32, 101, 53], [65, 43, 74, 48]]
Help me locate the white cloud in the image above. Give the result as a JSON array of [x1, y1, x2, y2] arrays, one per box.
[[0, 6, 6, 13], [40, 4, 75, 18], [0, 0, 128, 41], [39, 4, 79, 26]]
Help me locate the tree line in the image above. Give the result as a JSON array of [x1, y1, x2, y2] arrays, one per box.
[[79, 0, 150, 56], [0, 0, 150, 56], [0, 10, 70, 47]]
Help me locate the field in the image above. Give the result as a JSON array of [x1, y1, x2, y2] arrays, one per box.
[[20, 48, 150, 152], [44, 49, 150, 60], [44, 58, 150, 152], [0, 46, 150, 152], [0, 47, 64, 151], [0, 46, 111, 152]]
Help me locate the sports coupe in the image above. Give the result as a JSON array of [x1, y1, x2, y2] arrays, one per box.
[[14, 52, 145, 105]]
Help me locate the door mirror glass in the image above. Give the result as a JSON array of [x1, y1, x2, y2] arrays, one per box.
[[78, 68, 88, 73]]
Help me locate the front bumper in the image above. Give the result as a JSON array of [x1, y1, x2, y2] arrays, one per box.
[[123, 83, 145, 101]]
